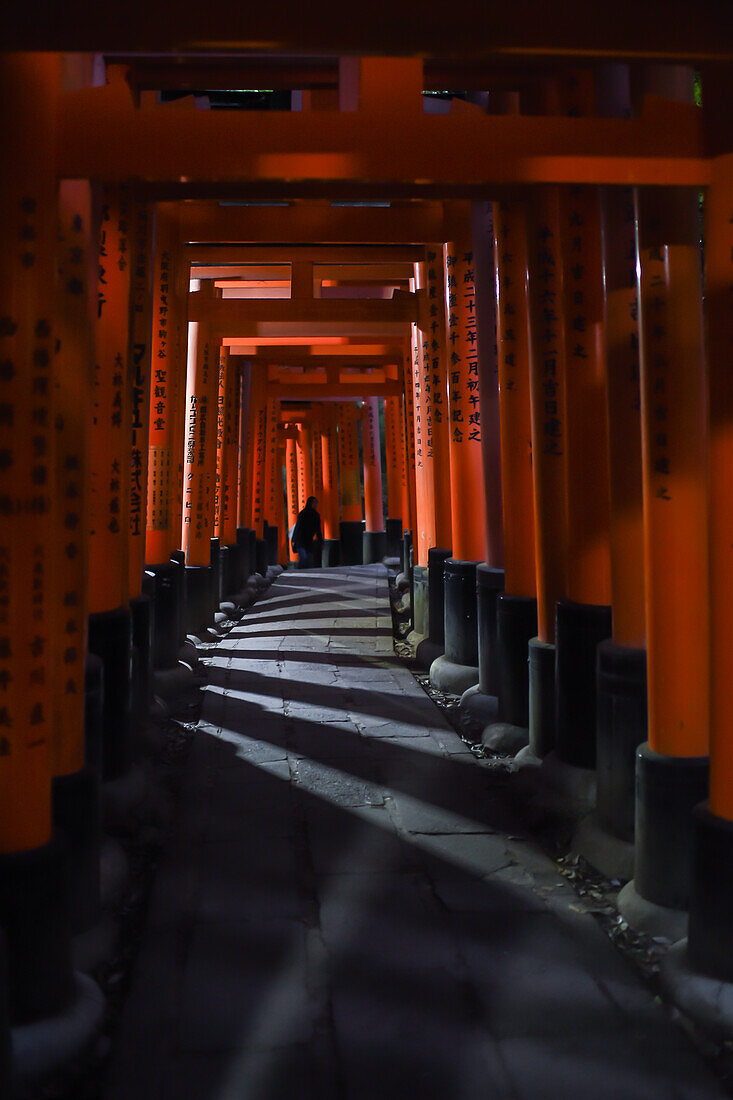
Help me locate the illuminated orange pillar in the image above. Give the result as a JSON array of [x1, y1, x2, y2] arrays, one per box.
[[0, 54, 59, 854], [89, 184, 132, 616], [127, 201, 154, 601], [263, 395, 281, 563], [236, 361, 251, 531], [410, 312, 435, 568], [249, 370, 268, 538], [214, 344, 228, 541], [53, 180, 94, 784], [492, 199, 538, 727], [362, 398, 384, 530], [285, 435, 299, 563], [525, 185, 569, 756], [628, 175, 710, 911], [296, 422, 313, 511], [402, 354, 418, 547], [595, 182, 647, 840], [320, 405, 340, 563], [423, 248, 452, 548], [181, 314, 217, 569], [145, 212, 182, 567], [336, 403, 359, 506], [87, 183, 136, 780], [0, 52, 77, 1022], [384, 397, 403, 522], [337, 402, 363, 565], [221, 353, 240, 549], [444, 231, 487, 562], [180, 280, 219, 633], [688, 152, 733, 978], [362, 397, 385, 562]]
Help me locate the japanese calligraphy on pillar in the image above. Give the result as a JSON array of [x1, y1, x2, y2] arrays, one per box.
[[214, 347, 226, 532], [411, 325, 423, 469], [531, 213, 565, 458], [53, 181, 94, 777], [221, 354, 240, 544], [446, 246, 481, 446], [265, 397, 280, 522], [146, 237, 173, 543], [0, 186, 56, 846], [252, 404, 267, 533], [639, 234, 673, 502], [90, 183, 131, 613], [128, 202, 153, 595], [425, 249, 448, 443]]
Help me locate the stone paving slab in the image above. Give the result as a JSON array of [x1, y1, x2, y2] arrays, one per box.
[[104, 565, 729, 1100]]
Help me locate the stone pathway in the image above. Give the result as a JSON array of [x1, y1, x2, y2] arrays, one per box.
[[104, 566, 728, 1100]]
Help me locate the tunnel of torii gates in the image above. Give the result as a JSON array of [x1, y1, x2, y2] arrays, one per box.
[[0, 28, 731, 1075]]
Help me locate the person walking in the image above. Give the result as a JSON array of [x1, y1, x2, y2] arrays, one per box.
[[291, 496, 323, 568]]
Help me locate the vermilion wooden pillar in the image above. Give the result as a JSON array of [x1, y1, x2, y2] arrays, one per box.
[[146, 212, 182, 568], [0, 50, 75, 1023], [493, 199, 539, 728], [384, 394, 409, 557], [221, 355, 240, 550], [144, 211, 185, 669], [296, 421, 313, 511], [337, 402, 363, 565], [127, 201, 154, 601], [263, 395, 281, 564], [688, 153, 733, 979], [402, 357, 418, 557], [320, 404, 341, 564], [249, 369, 268, 538], [362, 397, 385, 562], [549, 72, 614, 771], [410, 313, 435, 569], [236, 361, 251, 531], [214, 344, 228, 541], [625, 179, 710, 913], [525, 184, 569, 756], [180, 281, 218, 631], [596, 181, 648, 842], [423, 247, 452, 549], [430, 225, 487, 687], [444, 230, 487, 562], [285, 435, 299, 564], [88, 183, 135, 781]]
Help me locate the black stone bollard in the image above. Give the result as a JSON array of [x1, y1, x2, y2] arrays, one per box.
[[634, 743, 709, 910], [428, 548, 452, 646], [210, 537, 221, 607], [236, 526, 252, 588], [52, 765, 101, 935], [0, 839, 73, 1024], [322, 539, 340, 566], [689, 804, 733, 981], [386, 517, 403, 559], [528, 636, 556, 758], [496, 593, 537, 728], [412, 565, 429, 636], [84, 654, 104, 771], [147, 562, 181, 669], [444, 560, 480, 667], [363, 530, 386, 564], [403, 531, 413, 581], [476, 565, 505, 697], [255, 538, 268, 576], [130, 592, 153, 725], [183, 565, 214, 636], [339, 521, 364, 565], [264, 523, 278, 566], [555, 598, 612, 769], [88, 605, 133, 781], [595, 641, 647, 842]]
